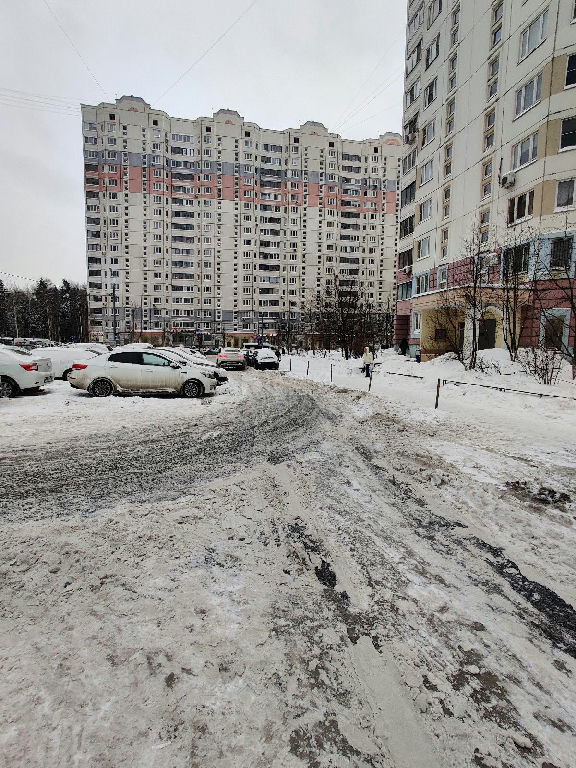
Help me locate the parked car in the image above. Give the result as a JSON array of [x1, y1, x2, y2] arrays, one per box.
[[67, 349, 218, 398], [216, 348, 246, 370], [0, 346, 53, 397], [156, 346, 228, 386], [13, 337, 53, 349], [203, 347, 220, 356], [30, 346, 98, 380], [244, 348, 258, 367], [253, 348, 280, 370], [69, 342, 111, 354]]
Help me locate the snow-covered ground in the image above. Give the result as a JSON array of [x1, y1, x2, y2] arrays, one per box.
[[1, 369, 575, 767]]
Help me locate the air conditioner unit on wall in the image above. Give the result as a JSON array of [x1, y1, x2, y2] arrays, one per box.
[[500, 172, 516, 188]]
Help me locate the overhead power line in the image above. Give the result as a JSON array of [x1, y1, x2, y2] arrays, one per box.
[[41, 0, 107, 98], [0, 86, 82, 106], [156, 0, 259, 103], [0, 97, 80, 117], [0, 269, 39, 283], [336, 67, 404, 131]]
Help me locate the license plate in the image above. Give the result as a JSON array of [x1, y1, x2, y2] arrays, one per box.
[[44, 375, 54, 383]]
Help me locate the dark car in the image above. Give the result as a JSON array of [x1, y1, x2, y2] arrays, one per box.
[[253, 348, 279, 370]]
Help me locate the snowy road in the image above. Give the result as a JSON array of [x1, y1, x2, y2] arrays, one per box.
[[1, 373, 575, 767]]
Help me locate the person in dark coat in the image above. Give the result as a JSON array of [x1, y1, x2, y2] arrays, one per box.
[[399, 338, 409, 356]]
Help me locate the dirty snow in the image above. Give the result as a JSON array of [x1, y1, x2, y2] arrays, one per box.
[[1, 368, 575, 767]]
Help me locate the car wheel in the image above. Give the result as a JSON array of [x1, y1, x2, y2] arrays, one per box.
[[181, 379, 204, 398], [62, 368, 72, 381], [0, 378, 18, 398], [89, 378, 114, 397]]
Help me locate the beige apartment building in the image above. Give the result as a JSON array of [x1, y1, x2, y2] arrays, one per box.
[[81, 97, 401, 345], [395, 0, 576, 358]]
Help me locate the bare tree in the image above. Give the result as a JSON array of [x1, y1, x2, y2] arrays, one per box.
[[533, 226, 576, 378]]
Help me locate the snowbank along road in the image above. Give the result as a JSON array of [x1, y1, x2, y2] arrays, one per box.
[[1, 372, 575, 768]]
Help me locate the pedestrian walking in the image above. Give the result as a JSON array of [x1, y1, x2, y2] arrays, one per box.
[[399, 337, 409, 356], [362, 346, 373, 378]]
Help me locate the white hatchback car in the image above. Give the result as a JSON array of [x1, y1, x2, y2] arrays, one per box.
[[67, 348, 217, 398], [0, 346, 53, 397]]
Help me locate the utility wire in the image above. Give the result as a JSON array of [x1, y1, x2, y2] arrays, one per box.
[[0, 86, 82, 105], [0, 270, 39, 283], [41, 0, 107, 98], [0, 99, 80, 116], [0, 92, 79, 112], [334, 38, 404, 128], [156, 0, 259, 102], [336, 67, 404, 130]]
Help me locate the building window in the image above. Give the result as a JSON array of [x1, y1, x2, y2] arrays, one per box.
[[411, 310, 422, 336], [485, 131, 494, 150], [420, 159, 433, 184], [402, 149, 417, 174], [420, 198, 432, 221], [422, 120, 435, 145], [415, 272, 429, 295], [515, 72, 543, 116], [512, 132, 538, 169], [426, 35, 440, 68], [417, 237, 430, 260], [560, 117, 576, 149], [504, 243, 530, 273], [428, 0, 442, 28], [397, 281, 413, 300], [405, 80, 421, 107], [508, 190, 534, 224], [491, 24, 502, 48], [437, 265, 448, 288], [424, 77, 437, 107], [556, 179, 575, 209], [443, 186, 450, 217], [567, 54, 576, 87], [550, 236, 573, 270], [480, 209, 490, 226], [400, 215, 415, 238], [541, 310, 569, 350], [408, 5, 425, 38], [407, 40, 422, 74], [482, 180, 492, 198], [448, 55, 457, 90], [488, 78, 499, 99], [401, 181, 416, 207], [489, 57, 500, 78], [493, 2, 503, 24], [444, 143, 452, 177], [520, 9, 548, 61]]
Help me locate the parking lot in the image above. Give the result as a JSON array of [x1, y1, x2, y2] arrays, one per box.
[[1, 366, 575, 767]]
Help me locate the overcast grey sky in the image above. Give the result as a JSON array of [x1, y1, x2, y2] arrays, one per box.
[[0, 0, 407, 286]]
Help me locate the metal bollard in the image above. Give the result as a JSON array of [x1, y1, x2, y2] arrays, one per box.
[[434, 378, 440, 409], [330, 363, 333, 382], [307, 360, 310, 376]]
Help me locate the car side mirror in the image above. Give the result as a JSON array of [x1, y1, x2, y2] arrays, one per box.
[[170, 362, 180, 369]]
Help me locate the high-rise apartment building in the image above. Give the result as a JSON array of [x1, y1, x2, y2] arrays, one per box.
[[81, 96, 401, 344], [395, 0, 576, 358]]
